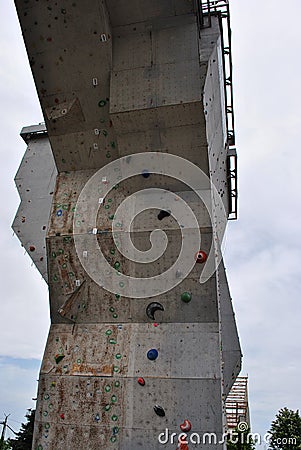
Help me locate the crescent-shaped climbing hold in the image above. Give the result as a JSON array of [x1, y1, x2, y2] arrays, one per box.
[[157, 210, 171, 220], [146, 302, 164, 320], [137, 377, 145, 386], [180, 419, 192, 432], [195, 250, 207, 263], [147, 349, 158, 361], [154, 405, 165, 417]]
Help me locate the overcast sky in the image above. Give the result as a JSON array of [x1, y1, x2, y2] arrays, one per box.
[[0, 0, 300, 446]]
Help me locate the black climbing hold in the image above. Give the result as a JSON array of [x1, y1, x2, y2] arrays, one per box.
[[146, 302, 164, 320], [141, 169, 150, 178], [157, 210, 171, 220], [154, 405, 165, 417]]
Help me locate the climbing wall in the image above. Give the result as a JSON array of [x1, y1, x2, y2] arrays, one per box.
[[13, 1, 241, 449], [12, 125, 57, 282]]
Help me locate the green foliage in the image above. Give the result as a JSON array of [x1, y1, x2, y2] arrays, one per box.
[[8, 410, 35, 450], [268, 407, 301, 449], [227, 425, 255, 450], [0, 440, 12, 450]]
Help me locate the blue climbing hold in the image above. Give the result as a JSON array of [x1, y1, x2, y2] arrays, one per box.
[[141, 169, 150, 179], [56, 209, 63, 217], [147, 349, 158, 361]]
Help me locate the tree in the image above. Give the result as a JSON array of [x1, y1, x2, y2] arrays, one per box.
[[268, 407, 301, 449], [227, 425, 255, 450], [8, 410, 35, 450]]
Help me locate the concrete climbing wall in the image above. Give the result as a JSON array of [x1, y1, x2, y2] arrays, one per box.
[[12, 125, 57, 282], [13, 1, 241, 449]]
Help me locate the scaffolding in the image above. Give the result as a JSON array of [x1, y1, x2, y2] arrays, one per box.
[[225, 376, 249, 429], [195, 0, 238, 220]]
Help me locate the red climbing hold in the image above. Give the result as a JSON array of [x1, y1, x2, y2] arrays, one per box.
[[29, 246, 35, 252], [137, 377, 145, 386], [178, 444, 189, 450], [195, 250, 207, 263], [180, 419, 192, 432], [60, 413, 65, 419]]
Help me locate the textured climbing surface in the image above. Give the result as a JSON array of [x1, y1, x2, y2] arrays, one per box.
[[13, 1, 241, 449]]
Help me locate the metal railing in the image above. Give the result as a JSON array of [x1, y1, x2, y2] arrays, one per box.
[[195, 0, 238, 219]]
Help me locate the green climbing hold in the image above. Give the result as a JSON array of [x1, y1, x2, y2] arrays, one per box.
[[181, 292, 192, 303], [109, 339, 117, 345], [111, 395, 117, 403], [110, 436, 117, 443], [104, 404, 111, 411], [105, 385, 111, 392], [112, 313, 118, 319], [111, 415, 118, 422], [55, 354, 65, 364], [110, 141, 116, 149], [114, 381, 120, 388], [115, 353, 122, 360], [115, 294, 120, 300], [106, 151, 111, 158], [109, 214, 114, 220], [114, 262, 120, 270], [106, 329, 112, 336], [109, 307, 115, 313], [110, 249, 116, 255], [113, 366, 119, 373], [98, 100, 106, 107]]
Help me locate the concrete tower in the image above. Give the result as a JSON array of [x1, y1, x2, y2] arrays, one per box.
[[13, 1, 241, 448]]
